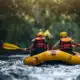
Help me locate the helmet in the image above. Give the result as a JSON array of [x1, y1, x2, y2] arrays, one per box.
[[44, 30, 49, 37], [36, 32, 44, 37], [44, 30, 53, 39], [60, 32, 67, 37]]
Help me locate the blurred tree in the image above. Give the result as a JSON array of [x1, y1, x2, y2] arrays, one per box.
[[0, 0, 80, 48]]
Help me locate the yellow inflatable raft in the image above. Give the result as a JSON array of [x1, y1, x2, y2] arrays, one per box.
[[23, 50, 80, 65]]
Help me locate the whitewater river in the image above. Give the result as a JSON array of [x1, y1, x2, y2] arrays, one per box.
[[0, 55, 80, 80]]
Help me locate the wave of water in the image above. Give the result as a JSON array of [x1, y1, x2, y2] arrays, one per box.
[[0, 55, 80, 80]]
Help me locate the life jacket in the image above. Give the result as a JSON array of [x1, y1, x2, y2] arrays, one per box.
[[59, 37, 72, 50], [33, 37, 47, 50]]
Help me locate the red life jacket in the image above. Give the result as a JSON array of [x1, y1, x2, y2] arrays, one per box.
[[59, 37, 72, 50], [33, 37, 47, 50]]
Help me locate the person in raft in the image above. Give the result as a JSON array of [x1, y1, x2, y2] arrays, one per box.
[[52, 32, 80, 55], [25, 32, 49, 56]]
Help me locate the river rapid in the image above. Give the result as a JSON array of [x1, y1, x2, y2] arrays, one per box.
[[0, 55, 80, 80]]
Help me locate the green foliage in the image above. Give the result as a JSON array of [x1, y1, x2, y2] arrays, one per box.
[[0, 0, 80, 47]]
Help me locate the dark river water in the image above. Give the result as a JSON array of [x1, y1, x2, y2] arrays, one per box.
[[0, 55, 80, 80]]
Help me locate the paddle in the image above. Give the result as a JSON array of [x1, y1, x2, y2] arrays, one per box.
[[3, 42, 31, 52], [1, 42, 31, 56], [3, 42, 23, 50]]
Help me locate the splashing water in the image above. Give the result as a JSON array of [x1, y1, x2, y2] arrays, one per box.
[[0, 55, 80, 80]]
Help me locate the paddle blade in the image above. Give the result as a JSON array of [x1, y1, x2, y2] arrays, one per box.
[[3, 43, 20, 50]]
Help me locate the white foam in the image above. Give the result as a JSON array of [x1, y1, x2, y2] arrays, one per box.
[[0, 57, 80, 80]]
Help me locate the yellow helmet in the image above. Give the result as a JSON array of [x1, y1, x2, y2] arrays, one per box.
[[44, 30, 52, 38], [60, 32, 67, 37]]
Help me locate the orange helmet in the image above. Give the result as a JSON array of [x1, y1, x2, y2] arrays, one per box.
[[36, 32, 44, 37]]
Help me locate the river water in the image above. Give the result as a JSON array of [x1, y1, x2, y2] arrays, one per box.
[[0, 55, 80, 80]]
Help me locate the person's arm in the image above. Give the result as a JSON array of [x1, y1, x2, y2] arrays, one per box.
[[24, 39, 35, 51], [28, 43, 34, 50], [52, 40, 60, 50], [72, 40, 80, 47]]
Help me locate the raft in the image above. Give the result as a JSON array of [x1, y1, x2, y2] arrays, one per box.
[[23, 50, 80, 65]]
